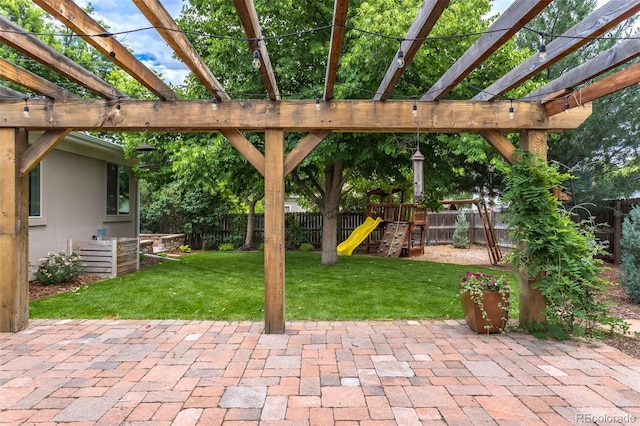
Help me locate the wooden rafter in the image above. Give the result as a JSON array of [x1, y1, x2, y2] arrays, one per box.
[[0, 58, 80, 100], [33, 0, 178, 101], [324, 0, 350, 101], [374, 0, 449, 101], [473, 0, 640, 101], [0, 85, 25, 99], [0, 99, 590, 132], [422, 0, 551, 101], [0, 15, 123, 100], [233, 0, 280, 100], [545, 62, 640, 116], [526, 30, 640, 101], [132, 0, 229, 100]]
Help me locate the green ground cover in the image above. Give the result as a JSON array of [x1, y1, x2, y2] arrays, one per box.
[[30, 252, 518, 321]]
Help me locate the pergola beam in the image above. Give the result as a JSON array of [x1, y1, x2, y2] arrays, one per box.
[[0, 16, 123, 100], [423, 0, 551, 101], [526, 29, 640, 101], [33, 0, 178, 101], [545, 62, 640, 116], [374, 0, 449, 101], [0, 59, 80, 100], [132, 0, 229, 100], [234, 0, 280, 100], [473, 0, 640, 101], [324, 0, 350, 101], [0, 99, 591, 132]]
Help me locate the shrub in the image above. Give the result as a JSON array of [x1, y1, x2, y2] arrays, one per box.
[[33, 251, 85, 285], [218, 243, 235, 251], [179, 244, 192, 253], [620, 205, 640, 304], [452, 212, 470, 249], [300, 243, 315, 252], [501, 152, 625, 337]]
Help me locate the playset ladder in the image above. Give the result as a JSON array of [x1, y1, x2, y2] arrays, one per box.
[[377, 222, 409, 257], [475, 202, 501, 265]]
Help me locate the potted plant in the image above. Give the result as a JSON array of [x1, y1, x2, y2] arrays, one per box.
[[459, 272, 511, 334]]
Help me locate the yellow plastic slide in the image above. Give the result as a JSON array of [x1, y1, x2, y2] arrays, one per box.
[[337, 216, 382, 256]]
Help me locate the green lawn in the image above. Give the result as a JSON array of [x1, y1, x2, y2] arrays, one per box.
[[30, 251, 519, 321]]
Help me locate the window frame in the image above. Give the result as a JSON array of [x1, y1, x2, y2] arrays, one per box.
[[105, 162, 132, 220]]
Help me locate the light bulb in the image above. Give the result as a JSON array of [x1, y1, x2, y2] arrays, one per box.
[[412, 102, 417, 117], [22, 102, 30, 118], [564, 97, 570, 112], [212, 98, 218, 111], [252, 50, 261, 69], [508, 100, 514, 120], [115, 103, 121, 115], [539, 46, 547, 63], [538, 33, 547, 63], [396, 50, 405, 69], [315, 98, 321, 111]]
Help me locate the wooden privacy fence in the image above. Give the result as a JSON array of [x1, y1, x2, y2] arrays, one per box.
[[68, 238, 139, 278], [206, 210, 513, 249]]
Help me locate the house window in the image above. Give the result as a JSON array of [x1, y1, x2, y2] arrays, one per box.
[[107, 163, 130, 215], [29, 163, 41, 217]]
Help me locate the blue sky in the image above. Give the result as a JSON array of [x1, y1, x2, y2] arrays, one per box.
[[72, 0, 607, 87]]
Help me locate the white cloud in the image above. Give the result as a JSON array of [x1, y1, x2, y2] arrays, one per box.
[[73, 0, 190, 85]]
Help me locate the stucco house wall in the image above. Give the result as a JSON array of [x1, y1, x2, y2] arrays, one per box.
[[28, 132, 138, 276]]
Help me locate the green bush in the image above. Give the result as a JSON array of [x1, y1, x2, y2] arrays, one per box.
[[452, 211, 470, 249], [33, 251, 85, 285], [179, 244, 192, 253], [501, 152, 624, 337], [300, 243, 315, 252], [620, 205, 640, 304], [218, 243, 235, 251]]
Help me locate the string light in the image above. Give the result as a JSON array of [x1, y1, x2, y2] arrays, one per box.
[[564, 95, 570, 112], [538, 32, 547, 63], [315, 97, 321, 111], [396, 38, 405, 68], [22, 99, 29, 118], [252, 50, 261, 69], [212, 98, 218, 110], [508, 99, 514, 120], [115, 101, 121, 115], [412, 99, 417, 117]]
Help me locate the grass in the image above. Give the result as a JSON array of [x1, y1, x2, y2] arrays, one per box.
[[30, 251, 519, 321]]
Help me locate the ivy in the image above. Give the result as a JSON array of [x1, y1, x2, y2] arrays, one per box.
[[501, 151, 625, 338]]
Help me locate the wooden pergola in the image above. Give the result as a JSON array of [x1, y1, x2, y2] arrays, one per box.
[[1, 0, 639, 333]]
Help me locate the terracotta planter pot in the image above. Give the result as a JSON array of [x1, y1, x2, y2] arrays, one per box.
[[460, 288, 509, 333]]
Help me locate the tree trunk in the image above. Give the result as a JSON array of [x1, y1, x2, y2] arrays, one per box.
[[320, 162, 344, 265], [244, 199, 257, 249]]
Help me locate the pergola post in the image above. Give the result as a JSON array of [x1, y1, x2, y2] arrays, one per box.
[[518, 129, 548, 326], [264, 128, 285, 334], [0, 128, 29, 332]]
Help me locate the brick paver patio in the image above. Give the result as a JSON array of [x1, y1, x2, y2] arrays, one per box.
[[1, 319, 639, 425]]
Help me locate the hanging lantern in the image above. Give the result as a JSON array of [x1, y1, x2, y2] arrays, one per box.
[[412, 148, 424, 201]]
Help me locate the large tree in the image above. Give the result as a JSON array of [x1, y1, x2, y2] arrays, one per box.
[[176, 0, 525, 264]]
